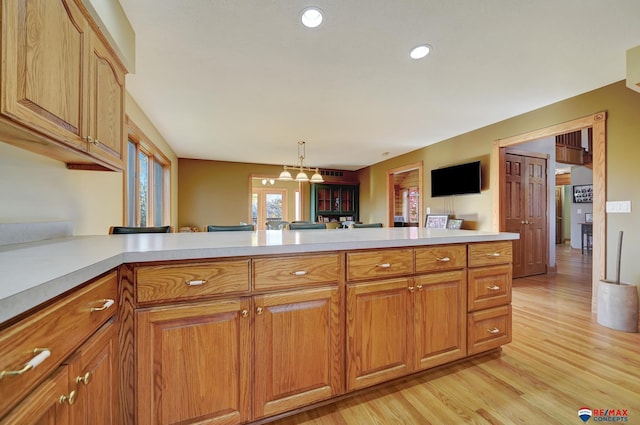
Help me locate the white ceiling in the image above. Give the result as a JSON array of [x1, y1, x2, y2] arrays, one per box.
[[119, 0, 640, 171]]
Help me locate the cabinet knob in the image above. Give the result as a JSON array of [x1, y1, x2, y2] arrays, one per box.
[[408, 286, 415, 293], [416, 284, 423, 291], [256, 307, 264, 315], [241, 309, 249, 318], [76, 371, 92, 386], [59, 390, 77, 406]]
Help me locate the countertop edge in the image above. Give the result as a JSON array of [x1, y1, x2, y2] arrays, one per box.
[[0, 230, 518, 324]]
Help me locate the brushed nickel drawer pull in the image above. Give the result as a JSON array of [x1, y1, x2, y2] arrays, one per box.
[[487, 328, 501, 334], [185, 279, 206, 286], [436, 257, 451, 262], [376, 263, 391, 268], [0, 348, 51, 380], [486, 252, 501, 257], [487, 285, 501, 291], [90, 298, 115, 312], [291, 271, 308, 276]]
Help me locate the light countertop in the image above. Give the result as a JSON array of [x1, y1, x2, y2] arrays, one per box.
[[0, 228, 518, 324]]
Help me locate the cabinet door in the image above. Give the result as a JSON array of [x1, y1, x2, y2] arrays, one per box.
[[414, 271, 467, 370], [1, 366, 71, 425], [340, 186, 356, 214], [66, 321, 118, 425], [1, 0, 88, 150], [136, 298, 251, 425], [86, 31, 125, 170], [346, 278, 412, 391], [253, 286, 342, 419], [317, 186, 332, 213]]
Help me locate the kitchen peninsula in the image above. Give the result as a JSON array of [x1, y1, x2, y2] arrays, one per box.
[[0, 228, 517, 424]]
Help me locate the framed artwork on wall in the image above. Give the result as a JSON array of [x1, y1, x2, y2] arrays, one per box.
[[573, 184, 593, 203]]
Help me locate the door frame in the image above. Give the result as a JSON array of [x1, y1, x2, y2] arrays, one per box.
[[491, 111, 606, 310], [386, 161, 423, 227]]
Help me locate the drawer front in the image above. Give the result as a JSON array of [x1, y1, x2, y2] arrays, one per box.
[[0, 271, 117, 418], [347, 249, 414, 282], [468, 305, 512, 355], [253, 254, 340, 290], [468, 265, 512, 311], [468, 241, 512, 267], [137, 260, 250, 304], [415, 245, 466, 273]]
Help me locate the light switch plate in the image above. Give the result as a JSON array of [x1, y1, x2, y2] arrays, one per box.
[[606, 201, 632, 213]]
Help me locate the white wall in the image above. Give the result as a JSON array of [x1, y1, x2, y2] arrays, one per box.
[[0, 143, 122, 235]]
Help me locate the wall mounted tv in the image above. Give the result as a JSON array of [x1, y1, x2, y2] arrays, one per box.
[[431, 160, 481, 197]]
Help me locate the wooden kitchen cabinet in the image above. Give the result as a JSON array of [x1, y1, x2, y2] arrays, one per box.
[[467, 241, 513, 355], [346, 278, 413, 390], [0, 366, 71, 425], [66, 321, 119, 425], [0, 271, 117, 419], [136, 298, 251, 425], [413, 270, 467, 370], [253, 286, 342, 419], [85, 30, 126, 170], [0, 0, 126, 170]]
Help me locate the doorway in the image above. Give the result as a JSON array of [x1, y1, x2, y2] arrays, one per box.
[[492, 112, 606, 309], [386, 162, 423, 227], [252, 188, 287, 230]]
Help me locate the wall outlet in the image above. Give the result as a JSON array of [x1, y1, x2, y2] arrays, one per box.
[[606, 200, 632, 213], [426, 207, 431, 214]]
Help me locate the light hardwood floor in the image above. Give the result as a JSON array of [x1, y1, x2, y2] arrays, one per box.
[[268, 245, 640, 424]]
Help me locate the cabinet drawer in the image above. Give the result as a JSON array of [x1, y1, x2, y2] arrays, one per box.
[[468, 265, 512, 311], [253, 254, 340, 290], [347, 249, 413, 282], [468, 305, 512, 355], [136, 260, 250, 304], [415, 245, 466, 273], [0, 271, 117, 418], [468, 241, 512, 267]]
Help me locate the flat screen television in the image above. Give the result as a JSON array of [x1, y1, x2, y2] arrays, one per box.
[[431, 161, 481, 197]]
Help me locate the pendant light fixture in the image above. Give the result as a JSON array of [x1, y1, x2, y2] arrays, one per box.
[[278, 141, 324, 183]]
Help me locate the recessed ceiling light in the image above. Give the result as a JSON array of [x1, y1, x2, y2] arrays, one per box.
[[410, 44, 432, 60], [301, 7, 324, 28]]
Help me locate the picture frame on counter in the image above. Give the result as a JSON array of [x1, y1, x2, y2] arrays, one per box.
[[424, 214, 449, 229], [446, 218, 464, 229]]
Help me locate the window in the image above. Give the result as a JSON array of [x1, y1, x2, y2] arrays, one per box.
[[126, 117, 171, 226]]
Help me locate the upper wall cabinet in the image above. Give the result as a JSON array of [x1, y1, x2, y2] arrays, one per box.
[[0, 0, 127, 171]]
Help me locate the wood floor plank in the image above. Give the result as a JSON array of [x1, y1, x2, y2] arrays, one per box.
[[265, 245, 640, 424]]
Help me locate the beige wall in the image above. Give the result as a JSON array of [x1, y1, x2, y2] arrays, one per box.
[[358, 81, 640, 284], [0, 92, 178, 235], [178, 159, 311, 229]]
